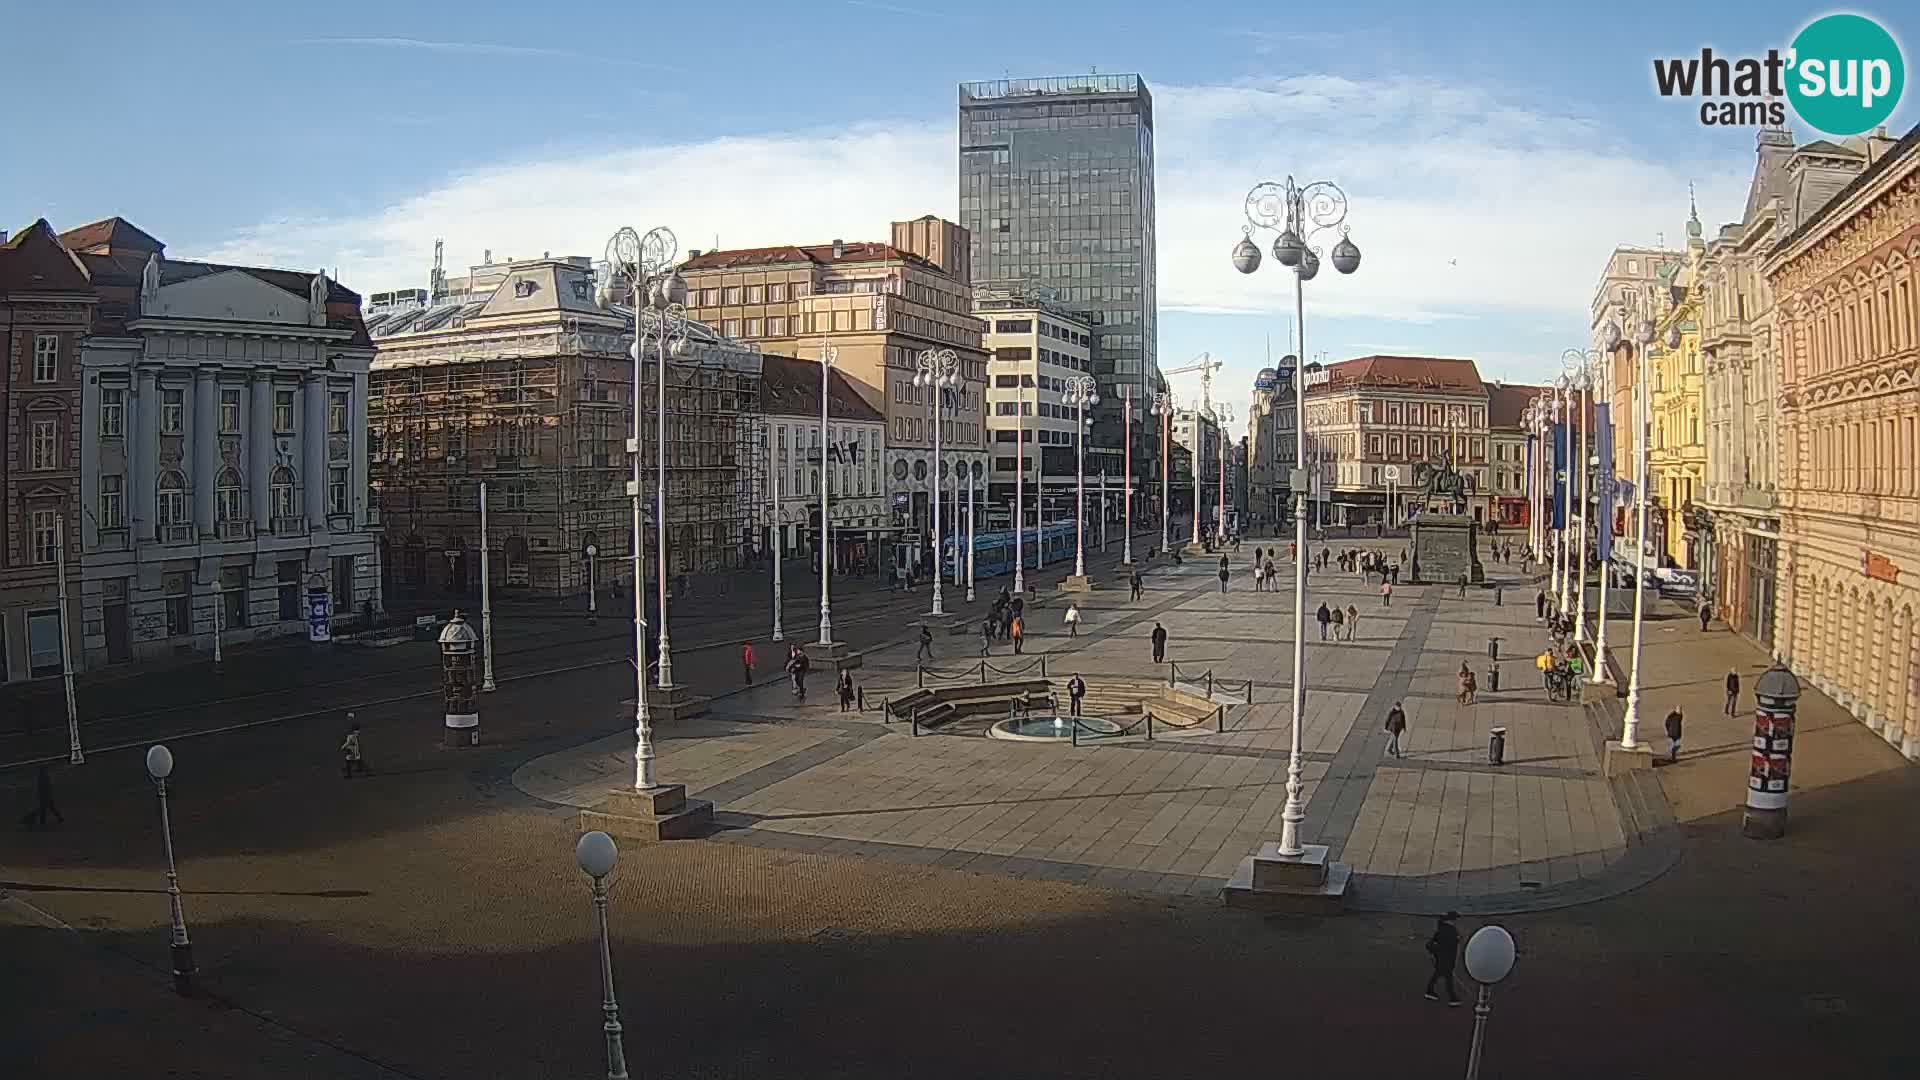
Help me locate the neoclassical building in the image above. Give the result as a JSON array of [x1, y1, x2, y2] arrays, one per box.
[[1767, 124, 1919, 760]]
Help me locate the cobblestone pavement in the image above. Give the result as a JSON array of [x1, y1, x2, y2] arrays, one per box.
[[3, 539, 1918, 1078], [517, 547, 1659, 912]]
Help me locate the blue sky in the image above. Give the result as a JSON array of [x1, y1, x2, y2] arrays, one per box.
[[4, 0, 1912, 404]]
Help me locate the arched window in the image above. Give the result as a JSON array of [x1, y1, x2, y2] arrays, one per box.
[[215, 467, 245, 523], [271, 466, 297, 521], [157, 470, 187, 526]]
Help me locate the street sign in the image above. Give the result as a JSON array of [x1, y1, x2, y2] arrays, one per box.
[[1383, 465, 1400, 482]]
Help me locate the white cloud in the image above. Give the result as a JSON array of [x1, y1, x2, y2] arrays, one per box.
[[200, 72, 1747, 346]]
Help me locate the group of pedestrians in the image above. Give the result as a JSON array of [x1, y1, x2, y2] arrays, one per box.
[[1314, 601, 1362, 642], [1486, 539, 1516, 565], [979, 588, 1028, 655], [1248, 548, 1280, 592]]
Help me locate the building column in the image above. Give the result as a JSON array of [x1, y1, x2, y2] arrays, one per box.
[[134, 368, 159, 539], [193, 368, 217, 535], [350, 372, 369, 528], [250, 370, 274, 525], [303, 371, 327, 528]]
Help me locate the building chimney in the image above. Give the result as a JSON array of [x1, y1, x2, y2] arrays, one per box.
[[831, 238, 845, 259], [483, 248, 492, 264], [688, 249, 702, 259]]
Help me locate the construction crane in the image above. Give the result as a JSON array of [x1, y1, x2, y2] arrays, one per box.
[[1161, 352, 1224, 414]]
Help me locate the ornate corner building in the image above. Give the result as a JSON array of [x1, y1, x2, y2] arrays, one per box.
[[1766, 124, 1920, 761]]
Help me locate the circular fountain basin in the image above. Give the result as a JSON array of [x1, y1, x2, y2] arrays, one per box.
[[988, 714, 1122, 742]]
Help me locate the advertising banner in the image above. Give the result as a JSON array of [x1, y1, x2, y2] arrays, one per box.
[[1551, 422, 1568, 530], [1747, 704, 1795, 811], [307, 589, 332, 643], [1594, 403, 1615, 562]]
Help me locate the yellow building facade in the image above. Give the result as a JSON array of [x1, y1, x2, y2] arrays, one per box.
[[1645, 205, 1709, 569]]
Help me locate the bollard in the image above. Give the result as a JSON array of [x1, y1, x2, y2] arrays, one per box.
[[1146, 712, 1155, 740], [1495, 585, 1503, 606], [1488, 726, 1507, 765]]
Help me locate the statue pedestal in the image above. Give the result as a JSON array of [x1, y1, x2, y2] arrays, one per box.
[[1410, 513, 1484, 585]]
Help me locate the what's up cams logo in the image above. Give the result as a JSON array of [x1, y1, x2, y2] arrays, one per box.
[[1653, 13, 1905, 135]]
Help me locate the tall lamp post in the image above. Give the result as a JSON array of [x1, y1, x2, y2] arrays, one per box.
[[1122, 385, 1135, 565], [916, 348, 960, 616], [1152, 391, 1175, 553], [1565, 350, 1601, 644], [599, 224, 684, 790], [1191, 407, 1204, 547], [1215, 403, 1235, 542], [1014, 373, 1028, 595], [768, 433, 783, 642], [1609, 300, 1658, 749], [1234, 174, 1362, 858], [585, 543, 598, 628], [1551, 375, 1570, 610], [144, 744, 195, 995], [818, 343, 838, 645], [1588, 347, 1616, 682], [966, 460, 977, 602], [1065, 375, 1099, 581], [479, 481, 497, 690], [574, 831, 630, 1080], [1462, 925, 1518, 1080]]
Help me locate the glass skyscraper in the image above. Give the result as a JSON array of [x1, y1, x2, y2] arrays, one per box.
[[958, 74, 1158, 475]]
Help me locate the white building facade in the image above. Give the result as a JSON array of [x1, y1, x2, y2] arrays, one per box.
[[980, 302, 1096, 527], [72, 230, 379, 667]]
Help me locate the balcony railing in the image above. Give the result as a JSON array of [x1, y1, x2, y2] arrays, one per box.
[[160, 523, 194, 545], [217, 520, 252, 541]]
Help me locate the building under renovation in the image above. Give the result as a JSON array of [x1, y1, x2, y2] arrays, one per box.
[[364, 250, 763, 613]]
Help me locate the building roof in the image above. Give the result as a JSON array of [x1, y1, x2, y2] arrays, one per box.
[[759, 352, 885, 424], [1773, 122, 1920, 255], [57, 216, 165, 256], [1317, 355, 1487, 393], [680, 241, 937, 273], [1484, 382, 1551, 430], [0, 219, 92, 294]]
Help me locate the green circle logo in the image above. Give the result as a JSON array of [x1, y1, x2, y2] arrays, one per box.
[[1787, 14, 1905, 136]]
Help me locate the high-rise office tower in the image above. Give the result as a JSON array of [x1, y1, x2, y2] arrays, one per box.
[[958, 74, 1158, 483]]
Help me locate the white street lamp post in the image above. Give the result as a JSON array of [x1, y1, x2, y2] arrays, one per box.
[[54, 517, 81, 763], [1234, 174, 1362, 857], [1153, 391, 1174, 554], [1620, 305, 1657, 747], [916, 348, 960, 616], [1215, 404, 1235, 543], [574, 831, 629, 1080], [1014, 375, 1027, 595], [1191, 410, 1204, 547], [1065, 375, 1099, 579], [1099, 471, 1109, 552], [1551, 378, 1569, 611], [1462, 925, 1518, 1080], [966, 463, 976, 602], [818, 342, 837, 645], [600, 224, 683, 790], [1122, 385, 1135, 564], [479, 481, 496, 691], [1565, 351, 1599, 646], [769, 433, 783, 642], [145, 744, 194, 995], [585, 543, 598, 628], [1591, 354, 1615, 682], [210, 580, 224, 669]]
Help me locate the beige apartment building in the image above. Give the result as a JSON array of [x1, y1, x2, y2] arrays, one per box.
[[976, 293, 1098, 529], [680, 217, 988, 574], [1592, 244, 1682, 484], [1305, 356, 1493, 527], [1767, 124, 1919, 760]]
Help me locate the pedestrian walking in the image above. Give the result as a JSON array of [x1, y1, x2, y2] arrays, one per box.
[[1345, 604, 1360, 642], [1328, 605, 1344, 641], [1383, 702, 1407, 759], [1424, 912, 1463, 1005], [1129, 569, 1144, 602], [340, 719, 369, 779], [1067, 673, 1086, 718], [1010, 614, 1026, 654], [1064, 602, 1083, 638], [1535, 589, 1548, 621], [1698, 602, 1712, 632], [786, 645, 810, 700], [1725, 669, 1741, 716], [1253, 561, 1265, 592], [741, 641, 756, 686], [20, 764, 64, 829], [1456, 662, 1477, 705], [1458, 573, 1469, 599], [1218, 556, 1231, 594], [1380, 580, 1392, 607], [1264, 559, 1276, 592], [1151, 621, 1167, 663], [1664, 706, 1684, 763], [838, 669, 855, 712], [1316, 602, 1332, 640], [981, 616, 996, 657], [916, 625, 934, 661]]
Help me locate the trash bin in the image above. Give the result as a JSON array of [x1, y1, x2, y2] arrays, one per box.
[[1488, 727, 1507, 765]]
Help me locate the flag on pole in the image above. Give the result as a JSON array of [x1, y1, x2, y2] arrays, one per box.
[[1594, 404, 1614, 562], [1551, 422, 1568, 530]]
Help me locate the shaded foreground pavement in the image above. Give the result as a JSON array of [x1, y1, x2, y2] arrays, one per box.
[[3, 550, 1919, 1078]]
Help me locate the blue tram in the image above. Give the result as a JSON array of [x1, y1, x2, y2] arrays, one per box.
[[942, 522, 1078, 581]]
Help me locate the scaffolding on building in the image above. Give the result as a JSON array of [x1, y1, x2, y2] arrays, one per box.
[[367, 305, 763, 612]]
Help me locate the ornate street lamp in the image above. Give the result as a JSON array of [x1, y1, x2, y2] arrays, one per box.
[[1233, 174, 1360, 860], [574, 831, 630, 1080], [817, 342, 838, 645], [1214, 403, 1236, 543], [144, 744, 195, 995], [915, 348, 960, 616], [1152, 391, 1176, 554], [1619, 296, 1659, 750], [1064, 375, 1099, 581]]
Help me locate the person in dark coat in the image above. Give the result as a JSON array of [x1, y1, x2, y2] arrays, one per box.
[[1664, 706, 1684, 762], [981, 616, 996, 657], [1316, 602, 1332, 640], [1699, 602, 1713, 632], [1725, 670, 1741, 716], [1424, 911, 1462, 1004], [1129, 569, 1144, 602], [916, 625, 934, 660], [1383, 703, 1407, 759], [1150, 622, 1168, 663], [20, 764, 63, 828], [1067, 674, 1086, 718], [1535, 589, 1548, 621], [1217, 556, 1231, 594]]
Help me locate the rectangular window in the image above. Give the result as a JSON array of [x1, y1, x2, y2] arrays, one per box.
[[329, 390, 349, 434], [274, 389, 296, 433], [723, 286, 743, 304], [504, 481, 527, 510], [32, 334, 58, 382], [723, 319, 741, 338], [99, 387, 125, 437], [328, 467, 349, 515], [768, 283, 787, 302], [30, 509, 58, 564], [26, 609, 62, 678], [99, 475, 124, 529], [219, 388, 242, 433], [162, 388, 184, 434], [219, 566, 248, 629], [29, 418, 58, 470], [277, 560, 302, 621], [163, 571, 192, 637], [767, 316, 787, 335], [700, 288, 719, 306], [746, 318, 762, 337], [747, 285, 764, 303]]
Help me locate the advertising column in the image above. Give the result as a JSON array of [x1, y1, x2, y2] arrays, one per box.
[[1742, 662, 1801, 839]]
